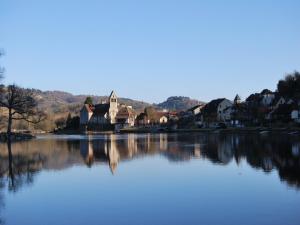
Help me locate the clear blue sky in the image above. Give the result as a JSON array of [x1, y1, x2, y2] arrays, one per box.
[[0, 0, 299, 103]]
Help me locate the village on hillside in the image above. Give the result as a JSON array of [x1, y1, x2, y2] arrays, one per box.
[[78, 72, 300, 132]]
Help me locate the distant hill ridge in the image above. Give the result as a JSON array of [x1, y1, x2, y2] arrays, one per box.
[[32, 89, 204, 113], [156, 96, 205, 111]]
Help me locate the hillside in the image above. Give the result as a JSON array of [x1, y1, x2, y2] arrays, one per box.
[[35, 91, 203, 113], [156, 96, 205, 111], [34, 90, 151, 114]]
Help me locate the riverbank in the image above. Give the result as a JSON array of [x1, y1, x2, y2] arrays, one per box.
[[50, 126, 300, 135], [0, 132, 36, 142], [53, 129, 114, 135], [119, 127, 300, 135]]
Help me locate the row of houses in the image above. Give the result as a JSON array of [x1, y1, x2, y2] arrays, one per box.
[[80, 89, 300, 131], [135, 110, 179, 126], [184, 89, 300, 128]]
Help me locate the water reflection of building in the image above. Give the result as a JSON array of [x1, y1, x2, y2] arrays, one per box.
[[194, 144, 201, 158], [80, 136, 94, 167], [1, 133, 300, 189], [79, 133, 185, 173], [160, 134, 168, 151], [217, 137, 234, 164], [127, 134, 138, 157], [105, 135, 119, 174], [292, 143, 300, 157], [80, 134, 138, 174]]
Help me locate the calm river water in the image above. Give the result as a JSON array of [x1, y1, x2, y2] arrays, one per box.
[[0, 133, 299, 225]]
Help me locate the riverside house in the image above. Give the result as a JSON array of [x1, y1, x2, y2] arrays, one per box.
[[201, 98, 233, 127], [136, 110, 175, 127]]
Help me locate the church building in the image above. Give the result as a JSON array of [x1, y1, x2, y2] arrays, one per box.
[[80, 91, 136, 130]]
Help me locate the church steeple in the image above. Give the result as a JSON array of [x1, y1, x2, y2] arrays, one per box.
[[108, 91, 118, 123], [234, 94, 241, 105], [109, 91, 117, 103]]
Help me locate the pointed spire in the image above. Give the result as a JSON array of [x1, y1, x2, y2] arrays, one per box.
[[109, 90, 117, 99], [234, 94, 241, 104], [109, 162, 117, 175]]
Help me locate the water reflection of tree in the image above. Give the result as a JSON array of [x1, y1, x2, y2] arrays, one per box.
[[6, 140, 42, 192], [199, 134, 300, 189], [77, 133, 300, 188], [0, 133, 299, 191], [0, 140, 46, 224]]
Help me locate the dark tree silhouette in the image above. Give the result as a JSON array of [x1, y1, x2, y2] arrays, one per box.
[[84, 96, 93, 105], [277, 71, 300, 98], [0, 85, 45, 140], [66, 113, 72, 126], [66, 113, 80, 129]]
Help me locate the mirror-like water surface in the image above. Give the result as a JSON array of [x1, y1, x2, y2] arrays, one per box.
[[0, 133, 299, 225]]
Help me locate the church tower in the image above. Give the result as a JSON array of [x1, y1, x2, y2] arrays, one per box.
[[234, 94, 241, 105], [108, 91, 118, 123]]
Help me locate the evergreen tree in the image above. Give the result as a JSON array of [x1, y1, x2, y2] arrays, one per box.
[[277, 71, 300, 98], [84, 96, 93, 105], [66, 113, 72, 128]]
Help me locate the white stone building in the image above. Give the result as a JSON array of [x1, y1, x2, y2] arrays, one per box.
[[202, 98, 233, 125], [80, 91, 136, 130]]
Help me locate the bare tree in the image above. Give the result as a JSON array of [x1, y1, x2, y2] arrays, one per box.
[[0, 85, 45, 139]]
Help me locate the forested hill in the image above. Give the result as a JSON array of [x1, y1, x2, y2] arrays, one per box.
[[34, 90, 151, 114], [34, 90, 204, 113]]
